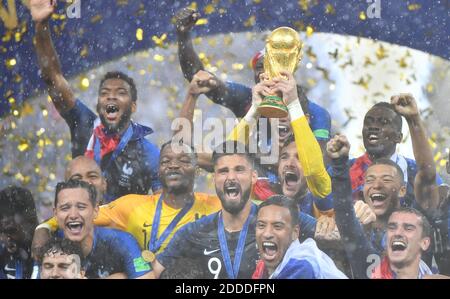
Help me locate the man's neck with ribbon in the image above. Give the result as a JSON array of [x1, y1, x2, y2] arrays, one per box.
[[222, 200, 254, 232]]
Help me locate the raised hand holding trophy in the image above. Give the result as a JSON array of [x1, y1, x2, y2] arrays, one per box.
[[258, 27, 303, 118]]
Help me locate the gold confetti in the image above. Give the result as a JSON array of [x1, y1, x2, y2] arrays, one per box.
[[188, 2, 198, 10], [6, 58, 16, 68], [90, 14, 103, 24], [136, 28, 144, 41], [80, 45, 88, 58], [8, 97, 15, 104], [376, 44, 388, 60], [353, 77, 370, 90], [152, 34, 167, 48], [195, 18, 208, 26], [12, 110, 19, 116], [57, 139, 64, 147], [325, 4, 335, 14], [17, 142, 29, 152], [408, 4, 421, 11], [397, 57, 408, 68], [359, 11, 366, 20], [14, 32, 21, 42], [232, 63, 244, 70], [306, 26, 314, 37], [80, 77, 90, 90], [36, 128, 45, 137], [364, 57, 375, 66], [204, 4, 215, 14], [49, 173, 56, 180], [426, 83, 434, 93], [153, 54, 164, 62], [244, 16, 256, 27]]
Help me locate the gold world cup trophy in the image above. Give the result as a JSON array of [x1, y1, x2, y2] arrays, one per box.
[[258, 27, 303, 118]]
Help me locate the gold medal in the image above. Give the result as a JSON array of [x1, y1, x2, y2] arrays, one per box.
[[142, 250, 155, 263]]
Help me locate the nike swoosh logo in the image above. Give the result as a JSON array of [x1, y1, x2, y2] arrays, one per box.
[[143, 223, 152, 227], [4, 266, 15, 271], [203, 248, 220, 255]]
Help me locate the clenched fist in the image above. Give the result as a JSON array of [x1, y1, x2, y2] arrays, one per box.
[[326, 134, 350, 160], [30, 0, 56, 23]]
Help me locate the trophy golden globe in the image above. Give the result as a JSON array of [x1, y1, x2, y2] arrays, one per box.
[[258, 27, 303, 118]]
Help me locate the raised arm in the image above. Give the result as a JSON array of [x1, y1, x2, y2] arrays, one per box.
[[327, 134, 377, 278], [272, 71, 331, 198], [172, 70, 217, 172], [174, 8, 233, 109], [391, 94, 439, 211], [31, 0, 75, 114]]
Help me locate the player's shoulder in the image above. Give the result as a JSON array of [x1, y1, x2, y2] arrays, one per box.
[[95, 227, 137, 245], [102, 194, 158, 212], [307, 100, 329, 115], [182, 211, 219, 235]]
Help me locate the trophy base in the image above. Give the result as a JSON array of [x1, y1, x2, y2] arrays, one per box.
[[258, 95, 288, 118]]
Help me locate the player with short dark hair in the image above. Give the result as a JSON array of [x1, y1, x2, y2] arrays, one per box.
[[31, 0, 161, 202], [0, 186, 38, 279]]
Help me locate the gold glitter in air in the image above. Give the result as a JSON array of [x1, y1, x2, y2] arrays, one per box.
[[195, 18, 208, 26], [12, 110, 19, 116], [223, 35, 233, 46], [90, 15, 103, 24], [80, 45, 88, 58], [325, 4, 335, 14], [15, 32, 21, 42], [17, 141, 29, 152], [152, 34, 168, 48], [305, 47, 317, 62], [153, 54, 164, 62], [307, 78, 317, 87], [232, 63, 244, 70], [244, 16, 256, 27], [139, 69, 146, 75], [208, 38, 217, 47], [6, 58, 16, 68], [188, 2, 198, 10], [359, 11, 367, 20], [42, 109, 48, 117], [353, 76, 370, 90], [8, 97, 15, 104], [57, 139, 64, 147], [376, 45, 388, 60], [80, 77, 89, 90], [204, 4, 215, 14], [36, 128, 45, 137], [193, 37, 203, 45], [49, 173, 56, 180], [364, 57, 375, 67], [136, 28, 143, 41], [397, 57, 408, 68], [407, 4, 421, 11], [306, 26, 314, 37], [426, 83, 434, 93], [294, 21, 306, 31]]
